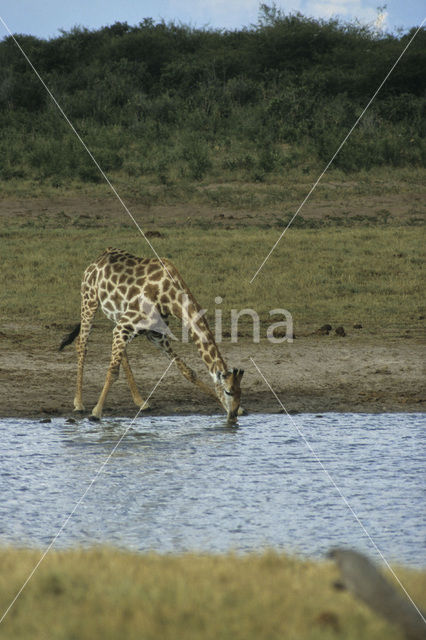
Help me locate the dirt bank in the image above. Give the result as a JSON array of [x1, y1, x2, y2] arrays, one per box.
[[1, 187, 424, 230], [0, 323, 424, 419]]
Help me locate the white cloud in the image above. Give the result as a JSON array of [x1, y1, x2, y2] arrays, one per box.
[[166, 0, 389, 31], [301, 0, 385, 27], [274, 1, 304, 14], [265, 0, 388, 28], [374, 8, 388, 32], [168, 0, 260, 30]]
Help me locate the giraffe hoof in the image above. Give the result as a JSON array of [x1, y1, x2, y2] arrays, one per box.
[[139, 402, 152, 412], [89, 414, 100, 422]]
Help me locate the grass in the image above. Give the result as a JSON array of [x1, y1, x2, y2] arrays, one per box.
[[0, 215, 424, 334], [0, 548, 424, 639]]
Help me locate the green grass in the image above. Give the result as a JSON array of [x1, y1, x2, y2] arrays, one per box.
[[0, 548, 424, 640], [0, 218, 424, 333]]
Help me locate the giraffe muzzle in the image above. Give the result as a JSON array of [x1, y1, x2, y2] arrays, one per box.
[[227, 409, 238, 423]]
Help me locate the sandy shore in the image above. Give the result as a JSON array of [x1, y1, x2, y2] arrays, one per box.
[[0, 323, 424, 419]]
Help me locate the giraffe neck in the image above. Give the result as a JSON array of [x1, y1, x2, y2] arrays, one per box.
[[188, 314, 227, 378], [177, 291, 227, 378]]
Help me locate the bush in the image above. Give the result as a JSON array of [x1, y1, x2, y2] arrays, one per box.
[[0, 12, 424, 183], [181, 137, 212, 180]]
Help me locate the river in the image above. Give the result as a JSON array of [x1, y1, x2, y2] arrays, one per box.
[[0, 413, 424, 566]]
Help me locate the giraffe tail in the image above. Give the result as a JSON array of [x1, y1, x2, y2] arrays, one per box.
[[59, 323, 81, 351]]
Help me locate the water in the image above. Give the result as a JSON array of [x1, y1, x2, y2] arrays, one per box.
[[0, 413, 424, 567]]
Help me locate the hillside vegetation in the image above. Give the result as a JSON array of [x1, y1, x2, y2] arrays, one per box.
[[1, 5, 425, 189]]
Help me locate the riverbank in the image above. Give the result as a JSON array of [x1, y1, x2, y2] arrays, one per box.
[[0, 325, 424, 418], [1, 189, 424, 418]]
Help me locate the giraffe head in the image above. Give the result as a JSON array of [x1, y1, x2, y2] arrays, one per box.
[[215, 368, 244, 422]]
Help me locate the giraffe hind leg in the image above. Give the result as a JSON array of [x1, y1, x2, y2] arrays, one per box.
[[91, 317, 148, 419], [91, 324, 125, 419], [91, 313, 165, 418], [74, 293, 98, 412]]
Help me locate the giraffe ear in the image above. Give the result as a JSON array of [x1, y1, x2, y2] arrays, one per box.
[[231, 368, 244, 382]]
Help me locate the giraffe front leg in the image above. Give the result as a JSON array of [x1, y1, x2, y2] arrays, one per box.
[[121, 350, 151, 411], [147, 332, 218, 402]]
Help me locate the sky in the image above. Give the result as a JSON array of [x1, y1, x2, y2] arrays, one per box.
[[0, 1, 425, 41]]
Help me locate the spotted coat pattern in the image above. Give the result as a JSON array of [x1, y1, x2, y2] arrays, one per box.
[[73, 248, 244, 419]]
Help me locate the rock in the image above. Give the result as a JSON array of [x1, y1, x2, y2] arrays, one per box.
[[145, 230, 164, 238], [335, 326, 346, 337], [353, 323, 363, 329], [315, 324, 332, 335], [315, 611, 340, 633], [329, 548, 426, 640]]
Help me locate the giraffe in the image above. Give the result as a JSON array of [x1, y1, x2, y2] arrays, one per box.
[[59, 247, 244, 421]]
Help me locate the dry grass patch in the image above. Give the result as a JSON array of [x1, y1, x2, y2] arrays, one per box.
[[1, 548, 424, 640]]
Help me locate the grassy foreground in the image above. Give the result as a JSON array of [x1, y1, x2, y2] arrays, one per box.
[[1, 548, 425, 640], [1, 215, 424, 334]]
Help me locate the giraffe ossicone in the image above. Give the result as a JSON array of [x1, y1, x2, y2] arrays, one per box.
[[59, 248, 244, 421]]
